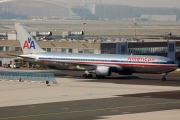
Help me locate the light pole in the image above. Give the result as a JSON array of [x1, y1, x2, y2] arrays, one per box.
[[134, 23, 137, 38], [83, 23, 86, 36], [119, 30, 121, 40]]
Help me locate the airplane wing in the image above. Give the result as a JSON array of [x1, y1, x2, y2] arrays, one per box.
[[37, 59, 122, 71], [6, 54, 36, 60]]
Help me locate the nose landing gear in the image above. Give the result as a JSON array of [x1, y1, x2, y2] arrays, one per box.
[[162, 73, 167, 81]]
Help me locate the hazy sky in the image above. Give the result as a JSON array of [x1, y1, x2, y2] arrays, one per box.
[[118, 0, 180, 8], [1, 0, 180, 8]]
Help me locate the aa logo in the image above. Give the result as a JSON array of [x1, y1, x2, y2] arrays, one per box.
[[23, 38, 36, 49]]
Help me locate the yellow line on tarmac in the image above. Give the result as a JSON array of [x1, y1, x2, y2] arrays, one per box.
[[1, 101, 180, 120]]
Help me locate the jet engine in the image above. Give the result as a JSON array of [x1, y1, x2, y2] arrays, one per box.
[[95, 66, 112, 76], [37, 31, 52, 36], [30, 31, 52, 37], [0, 32, 8, 37], [70, 31, 84, 36]]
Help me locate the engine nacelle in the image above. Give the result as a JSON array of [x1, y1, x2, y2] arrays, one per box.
[[70, 31, 84, 36], [0, 32, 8, 37], [38, 31, 52, 36], [95, 66, 111, 76], [30, 31, 52, 36]]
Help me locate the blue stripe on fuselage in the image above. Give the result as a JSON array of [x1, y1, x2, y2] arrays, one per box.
[[38, 57, 170, 65]]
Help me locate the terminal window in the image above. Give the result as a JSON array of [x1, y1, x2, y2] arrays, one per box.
[[128, 47, 167, 54], [169, 43, 175, 52], [47, 48, 51, 52], [15, 47, 22, 52], [62, 49, 67, 52], [69, 49, 72, 53], [5, 47, 10, 52], [0, 46, 3, 51]]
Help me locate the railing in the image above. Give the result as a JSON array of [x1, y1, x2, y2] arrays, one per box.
[[0, 71, 57, 84]]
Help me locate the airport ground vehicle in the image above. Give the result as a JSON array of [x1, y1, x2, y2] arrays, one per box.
[[10, 59, 20, 69], [10, 63, 20, 69], [3, 63, 9, 68]]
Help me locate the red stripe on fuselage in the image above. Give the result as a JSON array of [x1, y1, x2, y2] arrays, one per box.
[[72, 61, 177, 68], [40, 60, 49, 62], [40, 60, 177, 68]]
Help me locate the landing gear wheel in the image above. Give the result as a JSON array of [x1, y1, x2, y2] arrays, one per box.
[[162, 73, 167, 81], [83, 74, 87, 78], [83, 74, 93, 78], [87, 74, 92, 78], [162, 77, 166, 81]]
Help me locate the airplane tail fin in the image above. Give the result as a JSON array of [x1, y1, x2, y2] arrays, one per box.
[[14, 23, 46, 54]]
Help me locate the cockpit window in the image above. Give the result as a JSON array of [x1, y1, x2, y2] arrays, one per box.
[[167, 61, 175, 64]]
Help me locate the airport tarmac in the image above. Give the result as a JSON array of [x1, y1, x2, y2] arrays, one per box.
[[0, 68, 180, 120]]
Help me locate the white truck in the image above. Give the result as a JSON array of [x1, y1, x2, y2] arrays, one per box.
[[10, 59, 20, 69], [10, 63, 20, 69]]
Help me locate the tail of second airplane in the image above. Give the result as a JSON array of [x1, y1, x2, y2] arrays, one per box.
[[14, 23, 46, 54]]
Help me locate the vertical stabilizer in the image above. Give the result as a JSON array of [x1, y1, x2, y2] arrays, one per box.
[[14, 23, 46, 54]]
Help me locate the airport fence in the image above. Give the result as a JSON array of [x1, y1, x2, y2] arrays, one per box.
[[0, 71, 57, 84]]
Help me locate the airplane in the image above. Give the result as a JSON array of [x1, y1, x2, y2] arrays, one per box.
[[14, 23, 178, 81]]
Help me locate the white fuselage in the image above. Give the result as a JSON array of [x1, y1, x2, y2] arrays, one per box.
[[21, 52, 178, 74]]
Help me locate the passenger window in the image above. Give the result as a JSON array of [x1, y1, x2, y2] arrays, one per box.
[[167, 61, 174, 64]]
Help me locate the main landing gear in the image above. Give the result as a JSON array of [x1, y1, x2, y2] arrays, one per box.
[[83, 70, 93, 78], [162, 73, 167, 81], [83, 74, 93, 78], [83, 74, 106, 79]]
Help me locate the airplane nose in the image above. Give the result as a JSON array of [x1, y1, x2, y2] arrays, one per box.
[[174, 64, 179, 70]]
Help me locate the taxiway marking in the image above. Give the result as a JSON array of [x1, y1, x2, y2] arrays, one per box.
[[1, 101, 180, 120]]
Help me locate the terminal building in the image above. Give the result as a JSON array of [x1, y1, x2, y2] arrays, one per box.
[[0, 39, 180, 67], [1, 0, 180, 20]]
